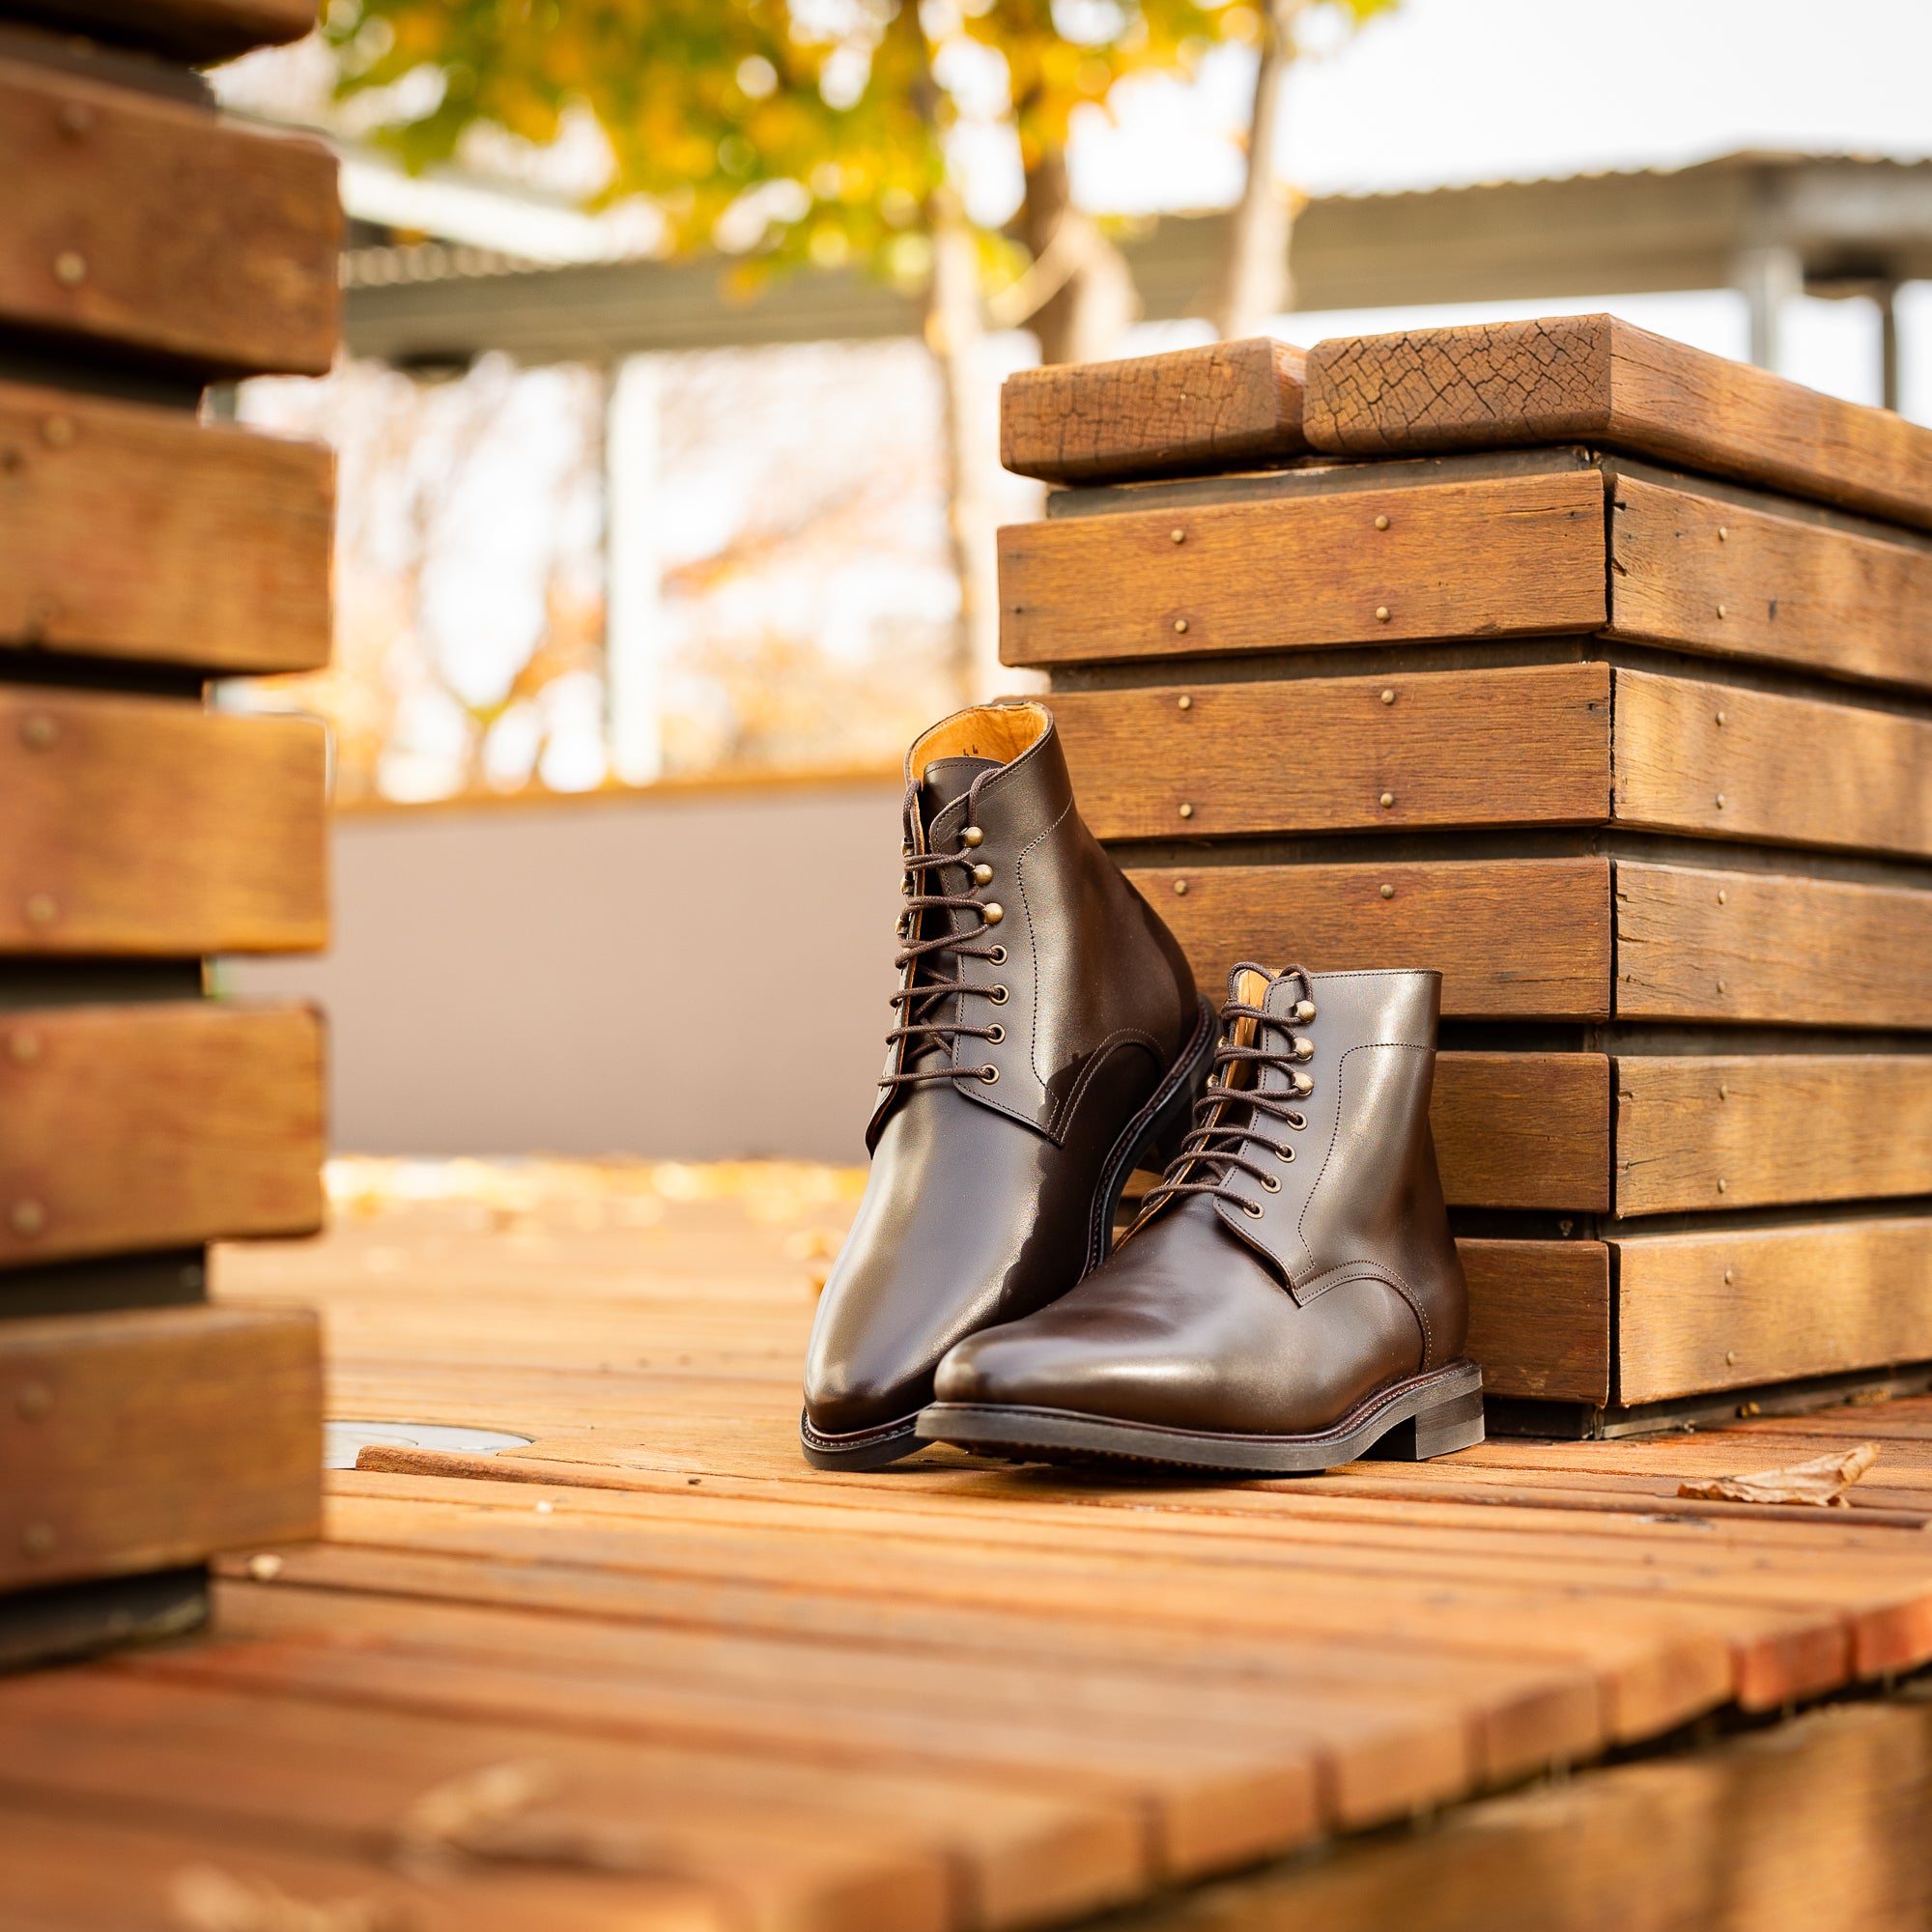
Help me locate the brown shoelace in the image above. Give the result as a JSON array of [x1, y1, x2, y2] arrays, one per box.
[[1133, 966, 1315, 1225], [880, 772, 1009, 1091]]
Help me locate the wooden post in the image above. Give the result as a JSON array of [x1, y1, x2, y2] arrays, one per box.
[[0, 0, 335, 1664]]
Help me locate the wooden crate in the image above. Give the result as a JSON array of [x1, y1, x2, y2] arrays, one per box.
[[1004, 319, 1932, 1434], [0, 5, 332, 1662]]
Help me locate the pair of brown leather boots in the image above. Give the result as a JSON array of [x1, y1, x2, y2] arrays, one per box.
[[800, 701, 1484, 1475]]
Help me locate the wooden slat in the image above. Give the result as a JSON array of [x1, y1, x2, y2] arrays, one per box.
[[1617, 1055, 1932, 1217], [1000, 470, 1606, 668], [1616, 1215, 1932, 1406], [1606, 473, 1932, 694], [1613, 668, 1932, 861], [1435, 1054, 1610, 1212], [0, 56, 339, 377], [0, 688, 327, 955], [0, 1804, 725, 1932], [1000, 338, 1309, 485], [1304, 313, 1932, 532], [1125, 858, 1612, 1019], [0, 380, 331, 674], [11, 0, 316, 61], [0, 1001, 324, 1270], [0, 1303, 320, 1591], [1054, 664, 1610, 840], [1105, 1698, 1932, 1932], [1613, 861, 1932, 1028], [1461, 1238, 1611, 1405]]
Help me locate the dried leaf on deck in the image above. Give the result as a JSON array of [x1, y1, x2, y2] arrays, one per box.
[[393, 1759, 664, 1878], [1678, 1442, 1880, 1507]]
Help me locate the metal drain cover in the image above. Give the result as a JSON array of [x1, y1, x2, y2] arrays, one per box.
[[325, 1420, 534, 1470]]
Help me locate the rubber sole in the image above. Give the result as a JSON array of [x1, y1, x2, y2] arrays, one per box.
[[916, 1359, 1486, 1474], [799, 996, 1219, 1472]]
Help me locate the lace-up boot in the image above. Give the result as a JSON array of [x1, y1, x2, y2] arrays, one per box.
[[801, 700, 1215, 1468], [919, 964, 1482, 1472]]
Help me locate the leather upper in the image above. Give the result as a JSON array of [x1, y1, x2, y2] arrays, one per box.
[[931, 966, 1467, 1436]]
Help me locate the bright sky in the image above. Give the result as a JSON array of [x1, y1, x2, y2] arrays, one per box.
[[1076, 0, 1932, 210]]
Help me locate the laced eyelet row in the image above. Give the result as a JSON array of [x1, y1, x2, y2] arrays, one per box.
[[881, 801, 1017, 1093], [1132, 968, 1319, 1232]]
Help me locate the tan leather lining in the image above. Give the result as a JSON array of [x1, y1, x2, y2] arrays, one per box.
[[909, 702, 1050, 781]]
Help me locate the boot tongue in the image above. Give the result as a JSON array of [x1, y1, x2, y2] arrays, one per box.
[[919, 755, 1001, 836]]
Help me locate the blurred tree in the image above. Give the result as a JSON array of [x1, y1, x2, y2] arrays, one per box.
[[1209, 0, 1393, 339], [324, 0, 1391, 694]]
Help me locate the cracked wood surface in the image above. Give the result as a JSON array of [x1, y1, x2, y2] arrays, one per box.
[[1001, 339, 1309, 485], [1304, 314, 1932, 533]]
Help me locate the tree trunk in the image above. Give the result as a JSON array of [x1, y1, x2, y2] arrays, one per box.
[[1211, 0, 1302, 341], [1019, 146, 1139, 367], [925, 187, 1002, 704]]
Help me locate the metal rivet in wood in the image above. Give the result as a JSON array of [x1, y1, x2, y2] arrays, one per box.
[[1178, 803, 1194, 819], [1719, 526, 1730, 541], [52, 252, 87, 288], [247, 1553, 284, 1581], [15, 1382, 51, 1421], [22, 894, 58, 927], [1727, 1350, 1738, 1364], [1717, 603, 1728, 618], [1170, 528, 1185, 543], [1716, 793, 1726, 809], [41, 414, 75, 449], [1173, 879, 1188, 895], [1725, 1268, 1735, 1284], [1374, 515, 1390, 530], [1717, 978, 1727, 993], [1177, 695, 1192, 711], [10, 1199, 46, 1237], [19, 715, 57, 751], [6, 1028, 41, 1065], [1716, 710, 1727, 725], [1379, 791, 1395, 809], [1379, 688, 1396, 705], [1718, 890, 1727, 904], [1718, 1178, 1728, 1192], [1379, 883, 1396, 899], [1173, 618, 1188, 634], [1375, 607, 1391, 623]]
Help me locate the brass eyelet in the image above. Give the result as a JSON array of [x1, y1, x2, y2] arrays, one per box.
[[1285, 1111, 1306, 1130], [986, 1024, 1006, 1044], [1277, 1145, 1295, 1163], [1262, 1173, 1282, 1192], [988, 946, 1008, 964], [987, 983, 1009, 1005], [1241, 1199, 1265, 1219], [980, 1064, 1000, 1084]]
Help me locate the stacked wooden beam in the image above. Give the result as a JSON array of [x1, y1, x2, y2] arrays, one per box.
[[1002, 318, 1932, 1436], [1, 0, 333, 1663]]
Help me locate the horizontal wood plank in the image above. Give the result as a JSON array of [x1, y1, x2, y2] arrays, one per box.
[[1109, 1698, 1932, 1932], [1606, 473, 1932, 693], [1616, 1216, 1932, 1405], [0, 1002, 325, 1270], [1614, 861, 1932, 1029], [1125, 858, 1612, 1019], [1001, 338, 1309, 485], [1435, 1054, 1610, 1212], [11, 0, 316, 61], [0, 1303, 320, 1591], [1055, 664, 1610, 841], [0, 688, 327, 956], [1613, 668, 1932, 861], [1461, 1237, 1611, 1405], [0, 380, 332, 673], [1618, 1055, 1932, 1218], [1304, 314, 1932, 532], [1001, 470, 1606, 668], [0, 57, 339, 377]]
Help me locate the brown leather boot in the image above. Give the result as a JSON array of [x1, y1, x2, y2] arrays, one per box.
[[919, 963, 1483, 1472], [801, 701, 1215, 1468]]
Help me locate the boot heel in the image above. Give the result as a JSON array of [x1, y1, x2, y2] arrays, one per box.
[[1362, 1382, 1486, 1462]]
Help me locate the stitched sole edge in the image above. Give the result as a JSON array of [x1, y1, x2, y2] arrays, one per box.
[[917, 1361, 1485, 1474], [798, 1406, 926, 1471]]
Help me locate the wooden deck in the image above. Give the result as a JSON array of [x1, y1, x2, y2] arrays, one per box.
[[9, 1158, 1932, 1930]]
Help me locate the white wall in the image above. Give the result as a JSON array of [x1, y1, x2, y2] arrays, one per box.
[[225, 779, 906, 1162]]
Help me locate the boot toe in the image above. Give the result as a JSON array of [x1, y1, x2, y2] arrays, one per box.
[[935, 1318, 1199, 1421]]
